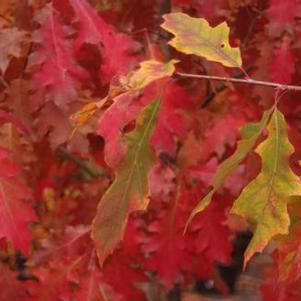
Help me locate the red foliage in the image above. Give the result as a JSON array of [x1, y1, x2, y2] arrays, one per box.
[[0, 0, 300, 300], [0, 148, 36, 254]]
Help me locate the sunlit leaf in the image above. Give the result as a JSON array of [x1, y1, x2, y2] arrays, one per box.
[[92, 99, 160, 265], [161, 12, 242, 68], [128, 59, 178, 90], [231, 108, 301, 267]]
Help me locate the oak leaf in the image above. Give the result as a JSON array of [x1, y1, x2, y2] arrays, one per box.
[[161, 12, 242, 68], [92, 99, 160, 265], [70, 0, 139, 84], [29, 3, 87, 111], [71, 60, 176, 136], [0, 27, 27, 74], [143, 183, 232, 289], [0, 147, 36, 254], [231, 109, 301, 267], [270, 36, 295, 84]]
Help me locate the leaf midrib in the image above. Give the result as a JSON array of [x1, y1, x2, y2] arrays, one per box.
[[99, 101, 159, 255], [122, 100, 159, 203]]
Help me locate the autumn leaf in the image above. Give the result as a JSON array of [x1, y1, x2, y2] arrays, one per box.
[[267, 0, 299, 37], [0, 148, 37, 254], [231, 108, 301, 267], [270, 36, 295, 84], [161, 12, 242, 68], [0, 27, 27, 74], [143, 183, 232, 289], [1, 1, 301, 299], [127, 59, 178, 91], [71, 60, 177, 136], [186, 108, 273, 228], [92, 99, 160, 265], [29, 3, 87, 111], [70, 0, 139, 84]]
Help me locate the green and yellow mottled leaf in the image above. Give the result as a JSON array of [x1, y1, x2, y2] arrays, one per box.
[[128, 59, 178, 90], [186, 108, 273, 230], [161, 13, 242, 68], [230, 109, 301, 267], [91, 99, 160, 265]]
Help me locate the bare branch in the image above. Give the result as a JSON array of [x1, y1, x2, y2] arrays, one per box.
[[176, 72, 301, 91]]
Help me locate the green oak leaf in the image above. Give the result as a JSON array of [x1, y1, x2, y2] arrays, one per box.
[[92, 99, 160, 265], [161, 12, 242, 68], [231, 108, 301, 267]]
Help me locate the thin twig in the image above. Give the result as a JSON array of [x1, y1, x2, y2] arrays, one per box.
[[176, 72, 301, 91]]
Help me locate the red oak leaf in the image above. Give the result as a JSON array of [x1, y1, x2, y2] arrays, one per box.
[[189, 199, 232, 273], [180, 184, 232, 279], [101, 215, 148, 300], [0, 147, 36, 254], [29, 3, 87, 112], [270, 36, 295, 84], [198, 114, 246, 164], [69, 0, 139, 84], [267, 0, 301, 36], [143, 207, 191, 289], [103, 250, 148, 301], [143, 183, 232, 289], [268, 0, 300, 27], [0, 27, 27, 74]]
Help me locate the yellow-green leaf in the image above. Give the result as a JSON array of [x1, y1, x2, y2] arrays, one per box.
[[128, 59, 178, 90], [161, 13, 242, 68], [91, 99, 160, 265], [186, 108, 273, 230], [230, 109, 301, 267]]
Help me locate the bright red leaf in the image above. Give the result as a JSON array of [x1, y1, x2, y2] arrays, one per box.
[[0, 148, 36, 254]]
